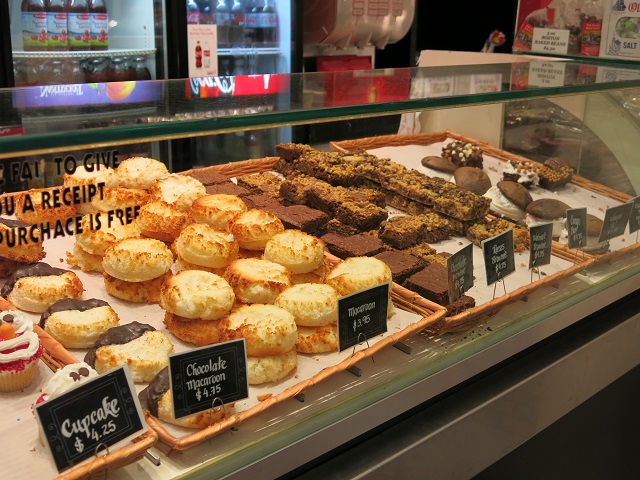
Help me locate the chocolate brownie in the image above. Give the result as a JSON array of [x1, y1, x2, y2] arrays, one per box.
[[275, 143, 313, 161], [321, 233, 385, 259], [242, 194, 283, 210], [374, 250, 427, 284], [269, 205, 329, 235], [444, 294, 476, 316], [182, 169, 230, 186], [236, 172, 283, 195], [334, 202, 388, 232], [205, 182, 252, 197], [379, 215, 430, 249], [403, 263, 450, 305], [324, 219, 361, 236], [279, 175, 331, 205], [466, 218, 530, 252]]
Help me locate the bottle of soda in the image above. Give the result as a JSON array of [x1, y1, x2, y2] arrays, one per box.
[[195, 41, 202, 68], [67, 0, 90, 51], [187, 0, 200, 24], [200, 0, 214, 25], [256, 0, 277, 46], [89, 0, 108, 50], [262, 0, 277, 46], [229, 0, 245, 47], [215, 0, 231, 47], [245, 0, 257, 45], [22, 0, 48, 51], [46, 0, 68, 51], [203, 41, 211, 68]]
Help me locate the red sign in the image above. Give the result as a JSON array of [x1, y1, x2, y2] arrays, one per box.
[[186, 73, 289, 98]]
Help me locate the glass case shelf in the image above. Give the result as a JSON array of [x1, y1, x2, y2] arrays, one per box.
[[3, 59, 640, 159]]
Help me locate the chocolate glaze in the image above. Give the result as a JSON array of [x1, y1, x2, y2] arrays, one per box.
[[138, 366, 169, 416], [1, 262, 70, 297], [84, 321, 156, 367], [40, 298, 110, 328], [0, 217, 30, 229]]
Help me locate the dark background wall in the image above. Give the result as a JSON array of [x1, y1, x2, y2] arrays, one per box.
[[376, 0, 518, 68]]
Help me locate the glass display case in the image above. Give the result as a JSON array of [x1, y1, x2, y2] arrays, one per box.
[[2, 56, 640, 479]]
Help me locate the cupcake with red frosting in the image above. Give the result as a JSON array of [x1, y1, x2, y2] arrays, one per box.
[[0, 310, 43, 392]]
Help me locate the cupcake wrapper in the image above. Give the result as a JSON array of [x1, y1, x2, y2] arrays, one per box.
[[0, 355, 40, 392]]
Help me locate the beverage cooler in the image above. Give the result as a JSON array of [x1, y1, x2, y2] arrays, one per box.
[[0, 0, 300, 188]]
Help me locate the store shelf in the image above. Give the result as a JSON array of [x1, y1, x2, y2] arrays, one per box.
[[217, 47, 282, 56], [12, 48, 157, 59]]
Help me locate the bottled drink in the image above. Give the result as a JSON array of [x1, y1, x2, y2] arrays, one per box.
[[256, 0, 277, 46], [244, 0, 258, 45], [195, 41, 202, 68], [203, 42, 211, 68], [133, 56, 152, 80], [581, 0, 603, 57], [200, 0, 214, 25], [22, 0, 48, 51], [67, 0, 90, 51], [215, 0, 231, 47], [187, 0, 200, 24], [89, 0, 108, 50], [229, 0, 245, 47], [46, 0, 68, 51]]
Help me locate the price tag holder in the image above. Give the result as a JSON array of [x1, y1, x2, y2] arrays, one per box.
[[338, 283, 389, 352], [168, 339, 248, 420], [566, 208, 587, 249], [529, 223, 553, 269], [482, 228, 515, 286], [628, 196, 640, 235], [447, 243, 474, 303], [598, 203, 633, 243], [34, 366, 146, 473]]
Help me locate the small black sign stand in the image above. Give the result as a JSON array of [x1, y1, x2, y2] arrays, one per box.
[[34, 366, 146, 474], [482, 229, 515, 298]]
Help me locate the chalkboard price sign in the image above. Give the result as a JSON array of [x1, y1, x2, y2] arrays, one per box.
[[337, 283, 389, 352], [34, 366, 145, 473], [482, 228, 515, 286], [169, 339, 248, 420]]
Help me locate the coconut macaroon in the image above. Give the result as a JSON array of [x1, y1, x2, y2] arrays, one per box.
[[63, 165, 119, 214], [189, 194, 248, 231], [14, 188, 77, 226], [115, 157, 170, 190], [139, 367, 231, 429], [173, 223, 239, 274], [0, 218, 45, 264], [66, 242, 105, 273], [160, 270, 235, 321], [1, 262, 83, 313], [326, 256, 394, 318], [102, 238, 174, 304], [263, 230, 325, 274], [275, 283, 338, 327], [84, 322, 174, 383], [275, 283, 339, 354], [224, 258, 292, 305], [90, 186, 150, 213], [218, 304, 298, 384], [75, 212, 142, 256], [136, 201, 191, 243], [39, 298, 120, 349], [230, 209, 285, 251], [149, 173, 206, 212]]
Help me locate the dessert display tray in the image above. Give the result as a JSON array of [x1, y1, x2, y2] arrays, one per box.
[[331, 131, 639, 333], [1, 157, 446, 478]]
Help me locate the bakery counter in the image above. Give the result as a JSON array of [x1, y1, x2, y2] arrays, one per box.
[[103, 247, 640, 479]]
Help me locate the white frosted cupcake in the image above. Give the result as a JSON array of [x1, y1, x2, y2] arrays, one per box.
[[0, 310, 43, 392]]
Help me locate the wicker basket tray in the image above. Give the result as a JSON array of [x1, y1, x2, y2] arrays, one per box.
[[330, 131, 639, 333], [1, 158, 445, 456]]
